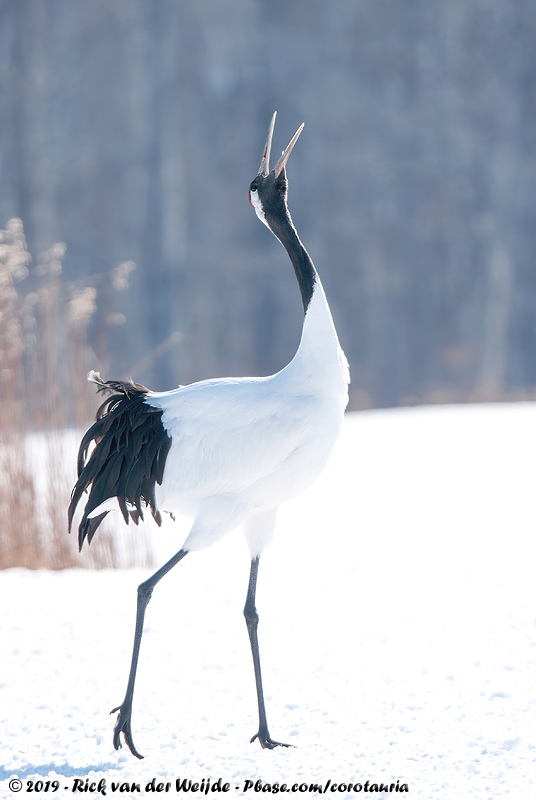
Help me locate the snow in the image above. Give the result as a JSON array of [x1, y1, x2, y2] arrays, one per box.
[[1, 404, 535, 798]]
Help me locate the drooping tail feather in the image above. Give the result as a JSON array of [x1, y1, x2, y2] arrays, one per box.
[[68, 374, 172, 550]]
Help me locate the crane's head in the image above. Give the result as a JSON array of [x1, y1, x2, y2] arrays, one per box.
[[249, 112, 304, 231]]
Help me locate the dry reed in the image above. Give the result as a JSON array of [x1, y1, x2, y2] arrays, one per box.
[[0, 218, 154, 570]]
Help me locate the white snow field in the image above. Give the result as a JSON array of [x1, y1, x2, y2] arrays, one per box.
[[1, 404, 535, 799]]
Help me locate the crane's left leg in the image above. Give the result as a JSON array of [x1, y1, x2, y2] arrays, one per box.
[[111, 548, 188, 758], [244, 555, 292, 749]]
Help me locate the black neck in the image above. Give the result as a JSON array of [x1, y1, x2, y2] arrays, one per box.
[[268, 212, 317, 313]]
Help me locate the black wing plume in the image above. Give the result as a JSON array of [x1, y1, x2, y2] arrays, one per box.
[[68, 374, 172, 550]]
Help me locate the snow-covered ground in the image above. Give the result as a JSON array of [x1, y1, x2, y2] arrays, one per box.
[[1, 404, 535, 798]]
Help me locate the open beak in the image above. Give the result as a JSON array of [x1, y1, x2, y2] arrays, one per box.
[[258, 112, 277, 177], [258, 112, 305, 178]]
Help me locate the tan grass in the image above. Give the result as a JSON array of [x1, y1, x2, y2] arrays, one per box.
[[0, 218, 153, 570]]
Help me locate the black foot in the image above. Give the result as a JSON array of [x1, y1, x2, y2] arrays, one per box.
[[250, 730, 294, 750], [111, 704, 144, 759]]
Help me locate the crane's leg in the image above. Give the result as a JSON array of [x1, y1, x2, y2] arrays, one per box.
[[111, 548, 188, 759], [244, 555, 292, 749]]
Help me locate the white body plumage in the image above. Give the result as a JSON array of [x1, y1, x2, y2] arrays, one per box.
[[149, 280, 349, 555]]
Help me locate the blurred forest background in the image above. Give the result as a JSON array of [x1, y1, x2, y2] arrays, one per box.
[[1, 0, 536, 567]]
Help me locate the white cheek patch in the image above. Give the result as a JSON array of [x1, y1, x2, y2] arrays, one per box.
[[249, 189, 270, 229]]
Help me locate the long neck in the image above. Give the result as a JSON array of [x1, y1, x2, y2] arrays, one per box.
[[269, 208, 349, 392], [268, 211, 316, 313]]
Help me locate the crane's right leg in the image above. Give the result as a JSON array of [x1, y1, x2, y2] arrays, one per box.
[[244, 555, 291, 749], [111, 548, 188, 759]]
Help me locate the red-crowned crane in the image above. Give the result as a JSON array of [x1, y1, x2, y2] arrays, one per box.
[[69, 113, 350, 758]]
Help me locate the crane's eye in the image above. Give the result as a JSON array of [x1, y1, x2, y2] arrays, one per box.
[[249, 184, 259, 209]]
